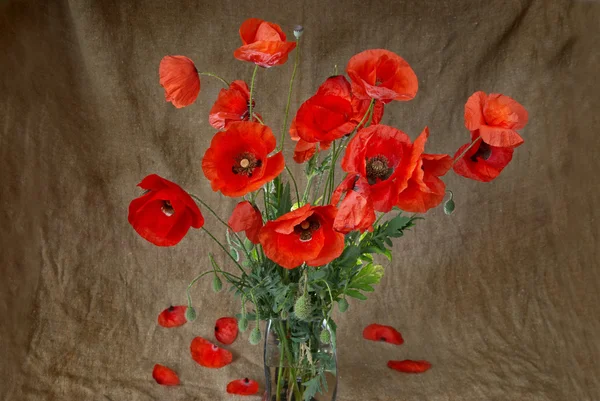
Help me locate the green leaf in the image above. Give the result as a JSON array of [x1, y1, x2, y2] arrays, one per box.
[[277, 182, 292, 217], [344, 289, 367, 300], [336, 245, 360, 268]]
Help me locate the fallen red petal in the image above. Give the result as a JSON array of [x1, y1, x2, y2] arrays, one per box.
[[227, 378, 260, 395], [215, 317, 239, 345], [157, 305, 187, 328], [190, 337, 233, 368], [362, 323, 404, 345], [387, 359, 432, 373], [152, 364, 180, 386]]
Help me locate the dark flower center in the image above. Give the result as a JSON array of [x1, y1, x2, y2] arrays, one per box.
[[380, 336, 387, 342], [470, 142, 492, 163], [168, 305, 175, 312], [366, 155, 393, 185], [243, 378, 249, 384], [232, 152, 262, 177], [293, 218, 321, 242], [161, 200, 175, 217], [214, 326, 219, 331]]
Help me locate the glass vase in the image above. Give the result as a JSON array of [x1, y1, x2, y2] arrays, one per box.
[[263, 318, 337, 401]]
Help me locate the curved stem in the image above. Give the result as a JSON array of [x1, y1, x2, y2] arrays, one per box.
[[199, 72, 229, 87], [186, 270, 215, 307], [188, 193, 251, 259], [279, 37, 301, 151], [202, 227, 246, 275], [453, 136, 482, 166], [248, 65, 259, 120], [253, 113, 265, 125], [285, 165, 301, 204]]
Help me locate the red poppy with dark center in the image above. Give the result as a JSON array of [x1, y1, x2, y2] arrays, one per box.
[[159, 55, 200, 108], [128, 174, 204, 246], [387, 360, 432, 373], [290, 75, 384, 163], [209, 80, 262, 130], [259, 204, 344, 269], [464, 91, 528, 147], [331, 175, 376, 234], [157, 305, 187, 328], [228, 201, 263, 244], [214, 317, 239, 345], [396, 127, 453, 213], [152, 364, 180, 386], [234, 18, 297, 68], [453, 131, 514, 182], [227, 378, 260, 395], [362, 323, 404, 345], [202, 122, 285, 197], [346, 49, 418, 103], [190, 337, 233, 368], [341, 125, 421, 212]]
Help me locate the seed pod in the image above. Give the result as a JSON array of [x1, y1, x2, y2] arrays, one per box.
[[294, 294, 312, 321], [212, 274, 223, 292], [185, 306, 197, 322], [319, 329, 331, 344], [338, 298, 349, 313], [238, 317, 249, 332], [249, 326, 262, 345]]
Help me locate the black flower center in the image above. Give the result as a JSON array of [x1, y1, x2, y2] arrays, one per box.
[[470, 142, 492, 163], [244, 378, 249, 384], [161, 200, 175, 217], [293, 218, 321, 242], [366, 155, 393, 185], [232, 152, 262, 177]]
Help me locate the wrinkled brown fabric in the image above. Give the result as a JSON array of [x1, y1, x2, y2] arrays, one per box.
[[1, 0, 599, 400]]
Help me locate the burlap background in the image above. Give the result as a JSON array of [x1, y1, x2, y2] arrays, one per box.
[[1, 0, 599, 400]]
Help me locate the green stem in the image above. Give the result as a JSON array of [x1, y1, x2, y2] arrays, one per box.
[[199, 72, 229, 87], [279, 36, 301, 151], [186, 270, 215, 307], [253, 113, 265, 125], [189, 193, 251, 259], [202, 227, 246, 275], [285, 165, 301, 204], [452, 136, 482, 166], [248, 65, 259, 119]]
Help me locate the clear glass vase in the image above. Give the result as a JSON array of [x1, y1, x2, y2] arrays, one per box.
[[263, 318, 337, 401]]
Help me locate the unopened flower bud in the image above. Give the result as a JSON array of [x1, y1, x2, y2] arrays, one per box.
[[337, 298, 349, 313], [212, 274, 223, 292], [249, 326, 262, 345], [319, 329, 331, 344], [185, 306, 197, 322], [293, 25, 304, 39], [238, 317, 249, 332]]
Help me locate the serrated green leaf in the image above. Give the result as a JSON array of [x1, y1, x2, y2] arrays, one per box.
[[344, 289, 367, 300]]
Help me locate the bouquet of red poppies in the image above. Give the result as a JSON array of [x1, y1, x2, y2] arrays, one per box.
[[128, 18, 528, 401]]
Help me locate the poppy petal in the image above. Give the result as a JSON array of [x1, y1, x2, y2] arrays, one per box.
[[215, 317, 239, 345], [157, 305, 187, 328], [229, 201, 263, 244], [464, 91, 487, 131], [152, 364, 180, 386], [159, 56, 200, 108], [362, 323, 404, 345], [479, 125, 524, 148], [227, 378, 260, 395], [190, 337, 233, 368], [387, 360, 432, 373], [293, 139, 317, 163], [483, 93, 529, 130]]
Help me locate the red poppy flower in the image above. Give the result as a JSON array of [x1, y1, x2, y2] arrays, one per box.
[[453, 131, 514, 182], [346, 49, 418, 104], [396, 127, 453, 213], [190, 337, 233, 368], [227, 378, 260, 395], [290, 76, 384, 163], [228, 201, 263, 244], [341, 125, 421, 212], [465, 91, 528, 147], [157, 305, 187, 328], [214, 317, 239, 345], [259, 204, 344, 269], [331, 175, 376, 234], [209, 80, 262, 130], [387, 360, 432, 373], [362, 323, 404, 345], [202, 122, 285, 197], [234, 18, 297, 68], [159, 55, 200, 108], [152, 364, 180, 386], [128, 174, 204, 246]]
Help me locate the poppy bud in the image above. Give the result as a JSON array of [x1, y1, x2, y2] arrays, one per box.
[[319, 329, 331, 344], [443, 191, 455, 215], [294, 294, 312, 321], [238, 317, 249, 332], [249, 326, 262, 345], [185, 306, 197, 322], [293, 25, 304, 39], [212, 274, 223, 292], [337, 298, 349, 313]]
